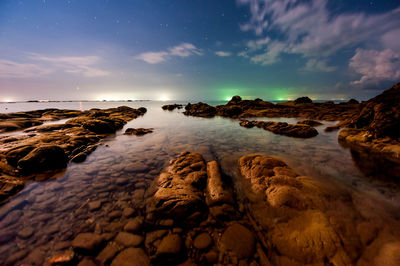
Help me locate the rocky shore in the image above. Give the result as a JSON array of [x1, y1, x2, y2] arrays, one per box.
[[7, 151, 397, 265], [0, 106, 147, 202]]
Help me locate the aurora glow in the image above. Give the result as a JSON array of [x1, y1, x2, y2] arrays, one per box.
[[0, 0, 399, 101]]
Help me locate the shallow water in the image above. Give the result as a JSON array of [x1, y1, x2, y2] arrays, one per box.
[[0, 101, 399, 264]]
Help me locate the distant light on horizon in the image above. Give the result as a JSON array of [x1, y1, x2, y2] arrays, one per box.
[[158, 94, 170, 101]]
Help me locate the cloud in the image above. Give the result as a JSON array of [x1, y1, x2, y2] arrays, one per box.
[[302, 59, 336, 72], [0, 59, 52, 78], [215, 51, 232, 57], [349, 48, 400, 86], [237, 0, 400, 67], [29, 54, 110, 77], [136, 43, 202, 64]]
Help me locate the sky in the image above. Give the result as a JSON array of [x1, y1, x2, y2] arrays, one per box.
[[0, 0, 399, 102]]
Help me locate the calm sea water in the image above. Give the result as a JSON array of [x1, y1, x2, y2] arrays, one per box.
[[0, 101, 399, 264]]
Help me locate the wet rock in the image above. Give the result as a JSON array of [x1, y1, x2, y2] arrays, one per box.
[[111, 248, 150, 266], [240, 120, 318, 138], [193, 232, 213, 250], [78, 258, 97, 266], [122, 207, 135, 217], [162, 104, 183, 111], [5, 249, 29, 265], [146, 152, 207, 220], [49, 249, 75, 265], [220, 223, 255, 259], [72, 233, 104, 252], [124, 218, 143, 233], [156, 234, 183, 256], [183, 102, 216, 118], [71, 152, 87, 163], [88, 200, 102, 211], [97, 242, 121, 264], [297, 119, 323, 126], [204, 250, 218, 264], [114, 232, 144, 247], [17, 226, 34, 239], [17, 145, 68, 174], [109, 210, 122, 220], [206, 161, 234, 206], [325, 125, 341, 132], [239, 120, 255, 128], [124, 128, 154, 136]]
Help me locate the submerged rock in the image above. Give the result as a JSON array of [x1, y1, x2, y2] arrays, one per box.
[[111, 248, 150, 266], [240, 120, 318, 138], [162, 104, 183, 111], [220, 223, 255, 259]]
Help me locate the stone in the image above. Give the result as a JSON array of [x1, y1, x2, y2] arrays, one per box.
[[157, 234, 183, 255], [206, 161, 234, 206], [124, 218, 143, 233], [72, 233, 104, 252], [162, 104, 183, 111], [124, 128, 154, 136], [114, 232, 144, 247], [240, 120, 318, 138], [78, 258, 97, 266], [97, 242, 121, 264], [220, 223, 255, 259], [193, 232, 212, 250], [111, 248, 150, 266], [122, 207, 135, 217], [109, 210, 122, 219], [88, 200, 102, 211], [17, 226, 34, 239]]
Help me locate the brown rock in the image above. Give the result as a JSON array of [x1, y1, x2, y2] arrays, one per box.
[[124, 218, 143, 233], [220, 223, 255, 259], [193, 232, 213, 250], [114, 232, 144, 247], [157, 234, 183, 255], [72, 233, 104, 252], [97, 242, 121, 264], [206, 161, 234, 206], [111, 248, 150, 266]]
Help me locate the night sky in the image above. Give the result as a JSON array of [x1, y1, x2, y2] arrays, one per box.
[[0, 0, 399, 101]]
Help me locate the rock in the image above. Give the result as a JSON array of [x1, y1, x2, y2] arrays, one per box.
[[162, 104, 183, 111], [17, 226, 34, 239], [193, 232, 212, 250], [78, 258, 97, 266], [204, 250, 218, 264], [115, 232, 144, 247], [297, 120, 323, 126], [97, 242, 121, 264], [49, 249, 75, 265], [206, 161, 234, 206], [109, 210, 122, 219], [157, 234, 183, 255], [123, 207, 135, 217], [17, 145, 68, 174], [239, 120, 255, 128], [294, 96, 313, 104], [325, 125, 341, 132], [183, 102, 217, 118], [124, 128, 154, 136], [220, 223, 255, 259], [347, 98, 359, 104], [146, 152, 207, 220], [88, 200, 102, 211], [111, 248, 150, 266], [124, 218, 143, 233], [71, 152, 87, 163], [72, 233, 104, 252], [240, 120, 318, 138], [227, 95, 242, 105]]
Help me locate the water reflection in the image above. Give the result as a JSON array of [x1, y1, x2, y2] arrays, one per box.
[[0, 101, 399, 264]]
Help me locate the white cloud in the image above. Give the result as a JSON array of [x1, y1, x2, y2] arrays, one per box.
[[215, 51, 232, 57], [349, 48, 400, 85], [237, 0, 400, 68], [29, 54, 110, 77], [136, 43, 202, 64], [0, 59, 52, 78]]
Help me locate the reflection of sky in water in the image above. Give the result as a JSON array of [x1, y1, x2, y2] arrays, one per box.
[[0, 101, 399, 263]]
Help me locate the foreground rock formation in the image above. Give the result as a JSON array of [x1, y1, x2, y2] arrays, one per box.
[[239, 120, 318, 138], [339, 82, 400, 171], [23, 151, 399, 266], [0, 106, 147, 202]]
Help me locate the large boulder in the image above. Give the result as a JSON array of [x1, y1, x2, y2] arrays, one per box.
[[294, 96, 313, 104], [183, 102, 216, 118], [17, 145, 68, 174]]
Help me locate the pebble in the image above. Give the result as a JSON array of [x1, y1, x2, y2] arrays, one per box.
[[122, 207, 135, 217], [88, 200, 102, 211], [72, 233, 104, 252], [220, 223, 255, 259], [124, 218, 143, 233], [108, 210, 122, 220], [156, 234, 183, 255], [97, 242, 121, 264]]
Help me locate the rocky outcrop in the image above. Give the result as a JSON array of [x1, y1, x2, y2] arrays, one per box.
[[340, 82, 400, 167], [297, 119, 323, 126], [183, 102, 216, 118], [0, 106, 147, 202], [239, 120, 319, 138], [161, 104, 183, 111], [234, 153, 400, 265], [294, 96, 313, 104]]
